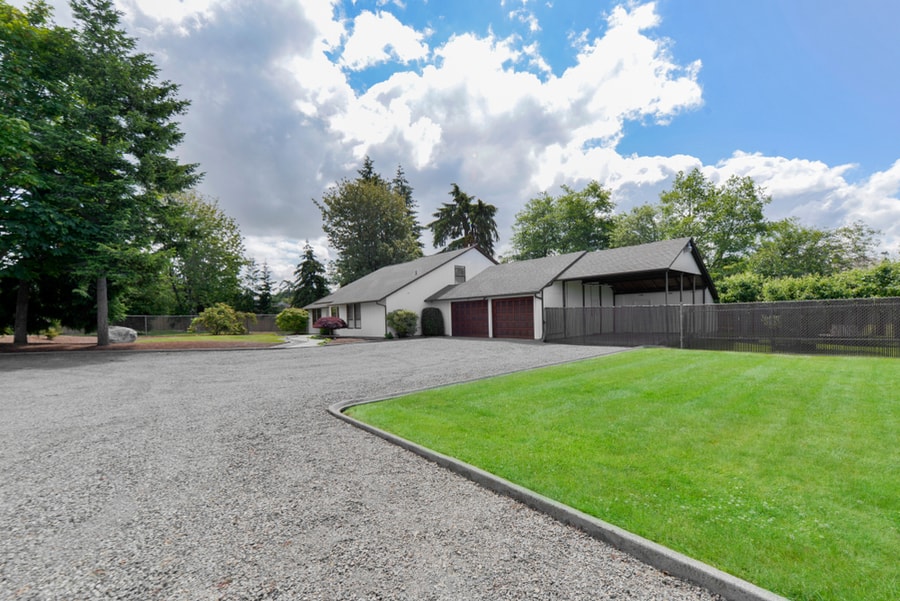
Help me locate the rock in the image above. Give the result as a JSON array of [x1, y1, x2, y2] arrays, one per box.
[[108, 326, 138, 343]]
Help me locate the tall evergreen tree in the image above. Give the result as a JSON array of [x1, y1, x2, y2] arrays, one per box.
[[257, 261, 274, 313], [357, 154, 385, 185], [65, 0, 200, 344], [391, 164, 423, 252], [291, 242, 329, 308], [428, 183, 499, 257]]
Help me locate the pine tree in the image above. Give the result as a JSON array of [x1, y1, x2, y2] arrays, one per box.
[[68, 0, 200, 344], [257, 261, 274, 313], [428, 183, 499, 257], [291, 242, 330, 308], [392, 164, 423, 252]]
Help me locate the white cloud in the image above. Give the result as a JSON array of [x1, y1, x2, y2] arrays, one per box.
[[509, 8, 541, 33], [322, 1, 702, 187], [19, 0, 896, 265], [340, 10, 429, 70], [126, 0, 218, 21], [707, 152, 900, 256]]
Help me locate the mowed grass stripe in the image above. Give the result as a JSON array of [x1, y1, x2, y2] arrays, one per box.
[[346, 348, 899, 601]]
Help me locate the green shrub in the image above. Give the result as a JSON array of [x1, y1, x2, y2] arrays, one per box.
[[386, 309, 418, 338], [421, 307, 445, 336], [275, 308, 309, 334], [40, 320, 62, 340], [189, 303, 256, 335], [718, 272, 765, 303]]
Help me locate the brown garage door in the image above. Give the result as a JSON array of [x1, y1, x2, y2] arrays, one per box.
[[492, 296, 534, 339], [451, 300, 489, 337]]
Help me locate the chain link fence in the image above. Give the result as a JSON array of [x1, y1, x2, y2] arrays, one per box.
[[545, 297, 900, 358]]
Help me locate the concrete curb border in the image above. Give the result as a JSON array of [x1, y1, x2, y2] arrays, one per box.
[[329, 397, 789, 601]]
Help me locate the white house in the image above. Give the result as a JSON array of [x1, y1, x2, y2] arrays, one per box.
[[428, 238, 717, 340], [305, 246, 496, 338], [307, 238, 717, 340]]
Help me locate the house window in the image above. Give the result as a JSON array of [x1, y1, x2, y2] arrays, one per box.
[[311, 308, 322, 324], [454, 265, 466, 284], [330, 306, 339, 317], [347, 303, 361, 329]]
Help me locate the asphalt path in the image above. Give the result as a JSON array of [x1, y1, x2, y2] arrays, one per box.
[[1, 338, 722, 600]]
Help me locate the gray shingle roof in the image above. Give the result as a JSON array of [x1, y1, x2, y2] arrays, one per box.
[[556, 238, 693, 281], [306, 247, 478, 308], [430, 251, 585, 301]]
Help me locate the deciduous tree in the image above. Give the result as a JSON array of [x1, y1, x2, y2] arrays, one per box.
[[610, 204, 662, 248], [658, 168, 770, 277], [145, 191, 248, 314], [0, 1, 79, 343], [315, 160, 421, 286], [511, 181, 614, 259]]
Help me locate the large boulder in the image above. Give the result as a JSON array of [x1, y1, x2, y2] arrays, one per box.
[[108, 326, 138, 343]]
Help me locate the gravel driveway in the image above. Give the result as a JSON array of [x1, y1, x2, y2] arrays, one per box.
[[1, 338, 722, 600]]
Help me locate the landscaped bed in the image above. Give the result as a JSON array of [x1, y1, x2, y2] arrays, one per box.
[[346, 348, 899, 601]]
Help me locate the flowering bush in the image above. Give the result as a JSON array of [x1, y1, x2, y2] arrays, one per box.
[[313, 315, 347, 336]]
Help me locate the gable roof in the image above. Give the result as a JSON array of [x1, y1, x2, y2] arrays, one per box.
[[430, 238, 717, 302], [429, 251, 585, 301], [306, 247, 485, 309], [555, 237, 695, 281]]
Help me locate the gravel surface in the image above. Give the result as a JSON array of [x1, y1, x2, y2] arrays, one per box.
[[1, 338, 723, 600]]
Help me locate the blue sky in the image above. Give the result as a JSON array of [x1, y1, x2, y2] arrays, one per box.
[[12, 0, 900, 280], [643, 0, 900, 176]]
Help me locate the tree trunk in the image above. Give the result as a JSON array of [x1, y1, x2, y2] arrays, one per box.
[[13, 280, 29, 345], [96, 275, 109, 346]]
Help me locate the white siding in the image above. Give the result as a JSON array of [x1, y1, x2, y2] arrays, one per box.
[[328, 302, 387, 338], [602, 284, 615, 306], [616, 288, 713, 306], [564, 281, 583, 307], [671, 246, 702, 274], [387, 248, 495, 335], [543, 281, 565, 308]]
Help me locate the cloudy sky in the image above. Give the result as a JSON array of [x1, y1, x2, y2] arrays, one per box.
[[15, 0, 900, 282]]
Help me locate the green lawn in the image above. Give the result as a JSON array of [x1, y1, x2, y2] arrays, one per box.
[[346, 348, 899, 601]]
